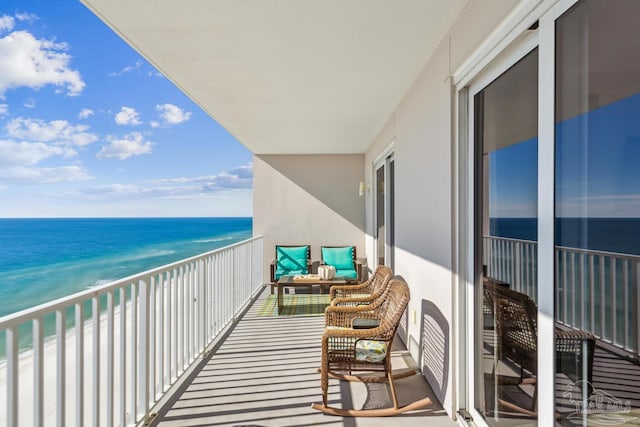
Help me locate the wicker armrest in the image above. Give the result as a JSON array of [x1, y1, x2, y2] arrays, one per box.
[[322, 323, 385, 340], [325, 305, 380, 328], [330, 281, 370, 299], [555, 327, 595, 352], [331, 295, 375, 307]]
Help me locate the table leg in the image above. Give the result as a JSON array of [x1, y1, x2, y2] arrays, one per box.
[[277, 283, 283, 315]]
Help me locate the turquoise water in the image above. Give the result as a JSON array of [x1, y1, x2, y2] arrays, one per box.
[[0, 217, 252, 319]]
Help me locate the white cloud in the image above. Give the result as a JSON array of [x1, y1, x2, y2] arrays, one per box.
[[0, 15, 15, 32], [97, 132, 153, 160], [115, 106, 142, 125], [0, 165, 90, 184], [0, 103, 8, 116], [0, 30, 84, 98], [156, 103, 191, 125], [150, 121, 160, 128], [149, 163, 253, 191], [23, 97, 36, 108], [15, 13, 38, 24], [109, 60, 143, 77], [6, 117, 98, 147], [67, 163, 253, 202], [0, 140, 89, 184], [0, 139, 64, 167], [78, 108, 94, 119], [77, 183, 195, 199], [205, 164, 253, 190], [81, 183, 139, 195]]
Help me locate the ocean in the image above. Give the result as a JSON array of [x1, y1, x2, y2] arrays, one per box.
[[0, 217, 252, 319]]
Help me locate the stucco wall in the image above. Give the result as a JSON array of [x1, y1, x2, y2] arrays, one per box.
[[363, 0, 519, 415], [253, 154, 366, 281]]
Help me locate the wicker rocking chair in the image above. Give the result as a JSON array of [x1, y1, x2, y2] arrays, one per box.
[[484, 281, 595, 417], [329, 264, 393, 307], [312, 278, 433, 416]]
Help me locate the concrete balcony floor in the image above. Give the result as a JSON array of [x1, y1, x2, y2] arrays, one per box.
[[151, 287, 455, 427]]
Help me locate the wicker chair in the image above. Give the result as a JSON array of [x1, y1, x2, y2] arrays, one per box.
[[312, 278, 433, 416], [484, 281, 595, 415], [329, 264, 393, 306]]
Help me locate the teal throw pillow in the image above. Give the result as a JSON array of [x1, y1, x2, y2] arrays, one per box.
[[277, 246, 308, 271], [322, 246, 353, 270]]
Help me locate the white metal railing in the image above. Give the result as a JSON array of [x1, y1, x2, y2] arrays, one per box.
[[483, 235, 640, 358], [0, 235, 264, 427], [483, 235, 539, 300], [555, 245, 640, 356]]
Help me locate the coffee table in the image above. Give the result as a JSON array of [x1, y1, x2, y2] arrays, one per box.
[[276, 275, 357, 315]]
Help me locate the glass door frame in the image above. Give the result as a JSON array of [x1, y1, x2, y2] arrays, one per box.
[[464, 32, 540, 425], [373, 143, 395, 270], [456, 1, 583, 424]]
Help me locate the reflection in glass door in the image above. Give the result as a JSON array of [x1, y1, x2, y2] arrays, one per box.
[[554, 1, 640, 424], [474, 49, 539, 426]]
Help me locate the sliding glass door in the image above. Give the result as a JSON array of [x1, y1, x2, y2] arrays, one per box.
[[472, 49, 539, 426], [463, 1, 640, 425]]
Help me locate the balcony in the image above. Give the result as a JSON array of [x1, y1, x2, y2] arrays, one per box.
[[0, 237, 452, 427], [3, 235, 640, 426]]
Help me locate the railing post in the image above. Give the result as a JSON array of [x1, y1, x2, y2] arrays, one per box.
[[75, 304, 84, 427], [159, 272, 165, 393], [636, 261, 640, 357], [6, 325, 18, 427], [33, 317, 44, 427], [91, 297, 100, 427], [119, 287, 127, 427], [138, 278, 150, 423], [514, 242, 521, 293], [149, 277, 155, 403], [56, 309, 66, 427], [106, 291, 115, 427], [199, 258, 206, 352], [130, 282, 137, 425]]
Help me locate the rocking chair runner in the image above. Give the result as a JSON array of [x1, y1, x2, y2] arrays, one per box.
[[312, 278, 433, 416], [329, 264, 393, 306]]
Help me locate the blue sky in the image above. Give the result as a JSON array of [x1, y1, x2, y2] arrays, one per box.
[[0, 1, 252, 217]]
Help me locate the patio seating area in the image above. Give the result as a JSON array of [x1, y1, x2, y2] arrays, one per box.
[[150, 284, 454, 427]]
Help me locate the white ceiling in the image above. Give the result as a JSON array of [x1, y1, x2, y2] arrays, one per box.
[[81, 0, 468, 154]]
